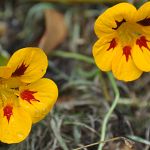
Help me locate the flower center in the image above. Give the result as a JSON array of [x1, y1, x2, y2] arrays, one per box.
[[0, 79, 19, 107], [116, 22, 142, 45]]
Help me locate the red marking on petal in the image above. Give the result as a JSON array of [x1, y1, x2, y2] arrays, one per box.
[[123, 46, 131, 62], [3, 105, 13, 123], [136, 36, 150, 51], [20, 90, 40, 104], [137, 18, 150, 26], [12, 63, 28, 77], [112, 19, 126, 30], [107, 39, 117, 51]]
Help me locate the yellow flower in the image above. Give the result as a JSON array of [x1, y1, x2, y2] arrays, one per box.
[[0, 47, 58, 143], [93, 2, 150, 81]]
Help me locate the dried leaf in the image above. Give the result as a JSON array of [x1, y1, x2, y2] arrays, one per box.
[[120, 139, 137, 150], [39, 9, 67, 54]]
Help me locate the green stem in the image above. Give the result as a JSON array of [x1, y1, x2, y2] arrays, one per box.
[[52, 50, 94, 64], [51, 50, 120, 150], [98, 72, 120, 150]]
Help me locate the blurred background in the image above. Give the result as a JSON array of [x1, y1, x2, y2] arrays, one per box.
[[0, 0, 150, 150]]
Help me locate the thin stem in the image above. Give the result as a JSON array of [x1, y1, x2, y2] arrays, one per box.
[[98, 72, 120, 150], [51, 50, 94, 64], [73, 136, 126, 150], [51, 50, 120, 150]]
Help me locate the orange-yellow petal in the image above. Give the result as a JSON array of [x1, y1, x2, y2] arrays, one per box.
[[93, 37, 118, 71], [132, 35, 150, 72], [0, 66, 12, 79], [94, 3, 137, 37], [0, 105, 32, 144], [19, 78, 58, 123], [7, 47, 48, 83], [112, 44, 142, 81], [136, 2, 150, 34]]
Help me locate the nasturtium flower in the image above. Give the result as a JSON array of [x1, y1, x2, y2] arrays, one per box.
[[93, 2, 150, 81], [0, 47, 58, 143]]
